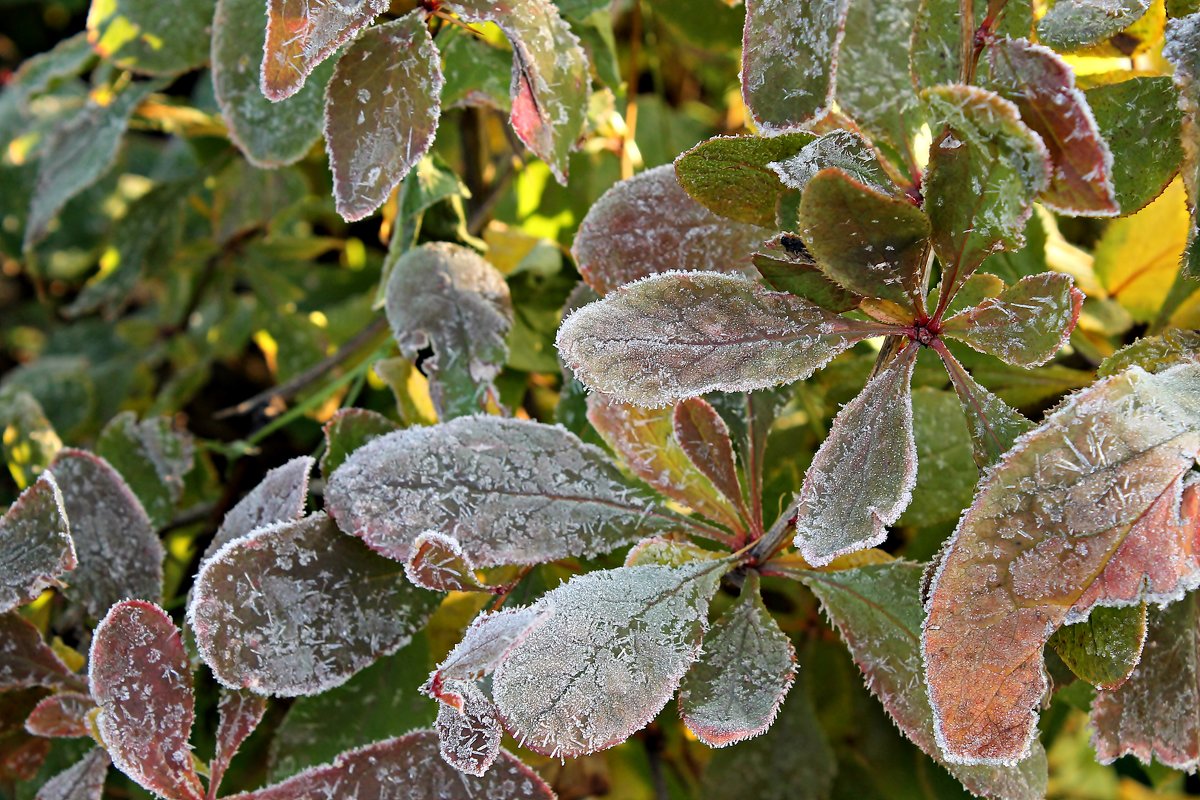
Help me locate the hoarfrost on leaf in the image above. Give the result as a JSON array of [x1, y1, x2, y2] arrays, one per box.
[[96, 412, 195, 530], [261, 0, 388, 101], [0, 612, 85, 693], [431, 605, 552, 688], [405, 532, 487, 593], [0, 474, 74, 614], [33, 748, 109, 800], [1164, 14, 1200, 278], [767, 131, 893, 197], [202, 455, 313, 564], [209, 689, 268, 797], [24, 692, 95, 739], [435, 679, 502, 776], [1038, 0, 1152, 50]]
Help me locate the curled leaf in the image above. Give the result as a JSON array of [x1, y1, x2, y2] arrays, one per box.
[[673, 397, 749, 523], [25, 693, 95, 739], [0, 475, 74, 614], [261, 0, 388, 101], [1049, 603, 1148, 690], [405, 532, 487, 593], [202, 456, 313, 564]]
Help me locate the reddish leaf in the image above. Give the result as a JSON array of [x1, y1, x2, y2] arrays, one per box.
[[0, 690, 51, 782], [0, 613, 84, 693], [404, 532, 487, 593], [0, 474, 74, 614], [202, 456, 313, 563], [209, 690, 268, 799], [261, 0, 388, 101], [672, 398, 748, 524], [435, 680, 501, 777], [924, 364, 1200, 765], [34, 748, 110, 800], [24, 693, 94, 739], [89, 600, 204, 800], [320, 408, 398, 477]]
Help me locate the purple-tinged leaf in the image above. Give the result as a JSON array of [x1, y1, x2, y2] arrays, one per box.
[[1038, 0, 1151, 50], [86, 0, 214, 76], [444, 0, 589, 184], [324, 11, 443, 222], [940, 272, 1083, 367], [89, 600, 204, 800], [432, 606, 551, 688], [96, 412, 194, 530], [493, 560, 729, 758], [0, 689, 52, 781], [202, 456, 312, 564], [1165, 14, 1200, 278], [792, 344, 919, 566], [800, 562, 1048, 799], [1091, 592, 1200, 770], [189, 513, 438, 697], [0, 613, 84, 693], [0, 474, 74, 614], [572, 164, 768, 295], [1049, 603, 1147, 690], [384, 242, 512, 420], [405, 532, 487, 593], [678, 574, 795, 748], [261, 0, 388, 102], [924, 364, 1200, 765], [34, 748, 110, 800], [934, 342, 1034, 468], [49, 450, 163, 617], [320, 408, 398, 477], [326, 416, 694, 566], [987, 38, 1118, 216], [797, 168, 930, 311], [673, 398, 749, 526], [24, 693, 95, 739], [225, 731, 554, 800], [753, 234, 864, 312], [922, 85, 1051, 309], [556, 272, 888, 407], [435, 680, 501, 777], [209, 690, 268, 799], [740, 0, 848, 131], [767, 131, 894, 197]]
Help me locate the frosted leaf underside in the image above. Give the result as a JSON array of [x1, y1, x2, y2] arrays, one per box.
[[189, 513, 438, 697], [924, 364, 1200, 765], [435, 680, 502, 776], [202, 455, 313, 563], [769, 131, 894, 196], [210, 690, 268, 797], [0, 474, 74, 614], [262, 0, 388, 101], [556, 272, 879, 407], [325, 416, 680, 566], [34, 748, 110, 800], [1164, 15, 1200, 278], [492, 561, 726, 758], [25, 692, 95, 738], [0, 612, 83, 693], [1037, 0, 1151, 50]]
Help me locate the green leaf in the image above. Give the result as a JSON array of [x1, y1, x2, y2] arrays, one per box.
[[324, 11, 443, 222], [439, 27, 512, 113], [1098, 328, 1200, 377], [1165, 14, 1200, 278], [936, 345, 1034, 468], [1038, 0, 1152, 50], [0, 476, 73, 615], [0, 358, 95, 442], [320, 408, 399, 477], [96, 412, 193, 530], [262, 0, 388, 101], [900, 388, 978, 528], [753, 234, 864, 312], [87, 0, 216, 75], [1049, 603, 1148, 690], [912, 0, 1033, 88], [0, 392, 61, 491], [382, 154, 471, 292]]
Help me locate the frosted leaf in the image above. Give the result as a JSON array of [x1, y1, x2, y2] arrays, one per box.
[[213, 0, 331, 168], [624, 536, 724, 568], [383, 242, 512, 420], [49, 450, 163, 617], [941, 272, 1084, 367], [801, 562, 1048, 800], [1099, 328, 1200, 378], [587, 395, 741, 534], [325, 416, 686, 566], [937, 346, 1033, 468], [189, 513, 438, 697], [987, 38, 1119, 216], [24, 693, 95, 738], [922, 85, 1051, 302], [89, 600, 204, 800], [740, 0, 849, 131], [767, 131, 893, 197], [435, 680, 501, 776], [572, 164, 768, 296], [1048, 603, 1147, 689], [556, 272, 881, 407], [432, 606, 551, 686], [444, 0, 589, 184], [320, 408, 397, 477], [1164, 14, 1200, 278], [678, 574, 795, 748], [1038, 0, 1151, 49], [673, 398, 749, 523], [261, 0, 388, 101], [1091, 593, 1200, 770], [324, 11, 442, 222], [224, 730, 554, 800], [0, 474, 74, 614], [923, 364, 1200, 765], [674, 133, 818, 227], [492, 560, 729, 757], [797, 167, 931, 311], [209, 690, 268, 798], [96, 412, 194, 530], [753, 234, 864, 312], [0, 612, 85, 693], [0, 391, 61, 492], [86, 0, 214, 76], [202, 456, 313, 564], [34, 748, 110, 800], [792, 345, 919, 566], [913, 0, 1033, 88], [405, 532, 487, 593]]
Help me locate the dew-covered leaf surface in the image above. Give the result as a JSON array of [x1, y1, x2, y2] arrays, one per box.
[[96, 412, 194, 530], [0, 474, 74, 614], [792, 344, 918, 566], [740, 0, 848, 131], [227, 730, 554, 800], [801, 562, 1048, 800], [444, 0, 589, 184], [49, 450, 162, 617], [572, 164, 768, 295], [678, 574, 795, 747], [941, 272, 1083, 367], [673, 397, 748, 524], [1165, 14, 1200, 278], [493, 560, 729, 758], [24, 693, 95, 739], [384, 242, 511, 420], [797, 167, 930, 310], [261, 0, 388, 101], [320, 408, 398, 477], [189, 512, 438, 697], [936, 345, 1034, 469], [209, 690, 268, 798], [435, 680, 501, 777], [404, 532, 486, 593], [923, 364, 1200, 765], [1049, 603, 1147, 690], [326, 415, 687, 566], [0, 613, 84, 693], [324, 11, 442, 222], [1091, 592, 1200, 770], [201, 456, 313, 564], [556, 272, 882, 407], [213, 0, 331, 168], [87, 0, 215, 75], [987, 38, 1118, 216], [1038, 0, 1152, 50], [753, 235, 864, 312], [89, 600, 204, 800], [33, 748, 110, 800]]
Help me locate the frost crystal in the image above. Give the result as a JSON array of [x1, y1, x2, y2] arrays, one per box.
[[435, 680, 502, 776], [261, 0, 388, 101], [202, 455, 313, 564], [33, 748, 110, 800], [25, 692, 95, 738], [0, 474, 74, 614]]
